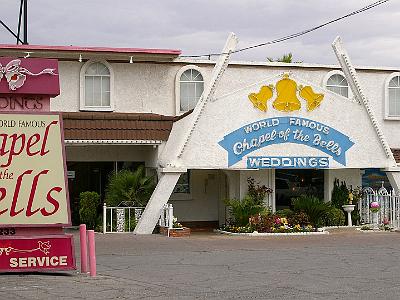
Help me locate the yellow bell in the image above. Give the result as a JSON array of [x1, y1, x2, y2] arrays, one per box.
[[299, 85, 324, 111], [248, 85, 273, 112], [272, 77, 301, 112]]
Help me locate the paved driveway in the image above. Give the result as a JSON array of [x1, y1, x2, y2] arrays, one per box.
[[1, 230, 400, 299]]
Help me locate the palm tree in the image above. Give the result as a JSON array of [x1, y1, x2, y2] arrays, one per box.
[[105, 166, 156, 207], [267, 53, 301, 63]]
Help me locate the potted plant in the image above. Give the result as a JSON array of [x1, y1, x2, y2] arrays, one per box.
[[370, 201, 380, 229]]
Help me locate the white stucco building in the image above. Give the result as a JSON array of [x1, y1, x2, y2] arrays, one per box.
[[1, 34, 400, 232]]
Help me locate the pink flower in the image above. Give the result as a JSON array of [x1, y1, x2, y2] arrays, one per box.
[[370, 201, 380, 209], [370, 201, 380, 213], [274, 217, 281, 225], [383, 218, 390, 225]]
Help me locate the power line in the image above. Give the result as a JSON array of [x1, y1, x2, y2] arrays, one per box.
[[0, 0, 28, 45], [181, 0, 389, 58]]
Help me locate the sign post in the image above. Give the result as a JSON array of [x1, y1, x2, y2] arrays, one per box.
[[0, 57, 76, 272]]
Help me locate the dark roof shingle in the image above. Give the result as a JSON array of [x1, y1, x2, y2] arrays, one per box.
[[392, 149, 400, 163], [62, 112, 175, 141]]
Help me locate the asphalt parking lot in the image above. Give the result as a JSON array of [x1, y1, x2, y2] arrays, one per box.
[[1, 229, 400, 300]]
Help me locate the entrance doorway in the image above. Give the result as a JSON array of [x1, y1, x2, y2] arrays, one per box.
[[275, 169, 324, 210], [67, 161, 144, 225]]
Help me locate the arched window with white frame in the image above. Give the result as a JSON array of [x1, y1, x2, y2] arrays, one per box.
[[326, 72, 349, 98], [175, 65, 204, 114], [385, 73, 400, 119], [80, 61, 114, 111]]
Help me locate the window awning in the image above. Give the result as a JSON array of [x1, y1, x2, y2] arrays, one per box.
[[62, 112, 175, 142]]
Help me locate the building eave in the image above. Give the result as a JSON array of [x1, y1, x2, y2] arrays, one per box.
[[174, 58, 400, 72], [0, 44, 181, 62], [65, 139, 163, 145]]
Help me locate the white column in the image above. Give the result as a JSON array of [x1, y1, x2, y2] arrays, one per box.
[[168, 204, 174, 229], [223, 170, 240, 200], [385, 170, 400, 194], [134, 171, 183, 234]]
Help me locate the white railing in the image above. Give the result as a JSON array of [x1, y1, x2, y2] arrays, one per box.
[[159, 203, 174, 229], [359, 186, 400, 228], [103, 204, 144, 233], [103, 203, 175, 233]]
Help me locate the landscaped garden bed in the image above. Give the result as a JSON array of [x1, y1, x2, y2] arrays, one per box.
[[218, 213, 328, 236], [220, 177, 358, 236], [215, 227, 328, 236]]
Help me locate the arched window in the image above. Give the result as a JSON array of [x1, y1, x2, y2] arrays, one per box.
[[326, 73, 349, 98], [387, 75, 400, 117], [80, 61, 113, 111], [176, 66, 204, 113]]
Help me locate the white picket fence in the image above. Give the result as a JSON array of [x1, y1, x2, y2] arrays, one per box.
[[102, 204, 144, 233], [103, 203, 174, 233], [358, 186, 400, 228]]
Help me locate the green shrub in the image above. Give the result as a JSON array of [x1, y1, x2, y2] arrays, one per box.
[[288, 211, 310, 226], [324, 207, 345, 226], [351, 210, 360, 226], [275, 209, 294, 217], [126, 215, 137, 232], [331, 178, 349, 209], [247, 177, 273, 205], [94, 215, 103, 233], [79, 191, 100, 229], [292, 195, 330, 227], [105, 166, 156, 207], [225, 195, 266, 227]]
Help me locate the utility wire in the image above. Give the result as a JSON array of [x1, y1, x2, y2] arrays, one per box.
[[181, 0, 389, 58], [0, 20, 24, 44]]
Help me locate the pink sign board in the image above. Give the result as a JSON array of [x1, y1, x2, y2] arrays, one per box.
[[0, 235, 75, 271], [0, 95, 50, 112], [0, 113, 71, 227], [0, 57, 59, 97], [0, 57, 76, 273]]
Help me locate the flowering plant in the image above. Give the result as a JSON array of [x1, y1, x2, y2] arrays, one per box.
[[370, 201, 380, 213], [221, 224, 252, 233], [172, 217, 183, 228]]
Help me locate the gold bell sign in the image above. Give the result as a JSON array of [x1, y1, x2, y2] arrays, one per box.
[[248, 74, 324, 113]]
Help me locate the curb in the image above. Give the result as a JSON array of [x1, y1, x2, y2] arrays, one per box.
[[213, 229, 329, 236]]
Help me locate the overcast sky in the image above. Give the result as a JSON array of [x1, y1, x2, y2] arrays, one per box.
[[1, 0, 399, 67]]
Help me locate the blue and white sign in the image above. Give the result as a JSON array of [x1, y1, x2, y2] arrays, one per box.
[[218, 117, 354, 167], [247, 156, 330, 169]]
